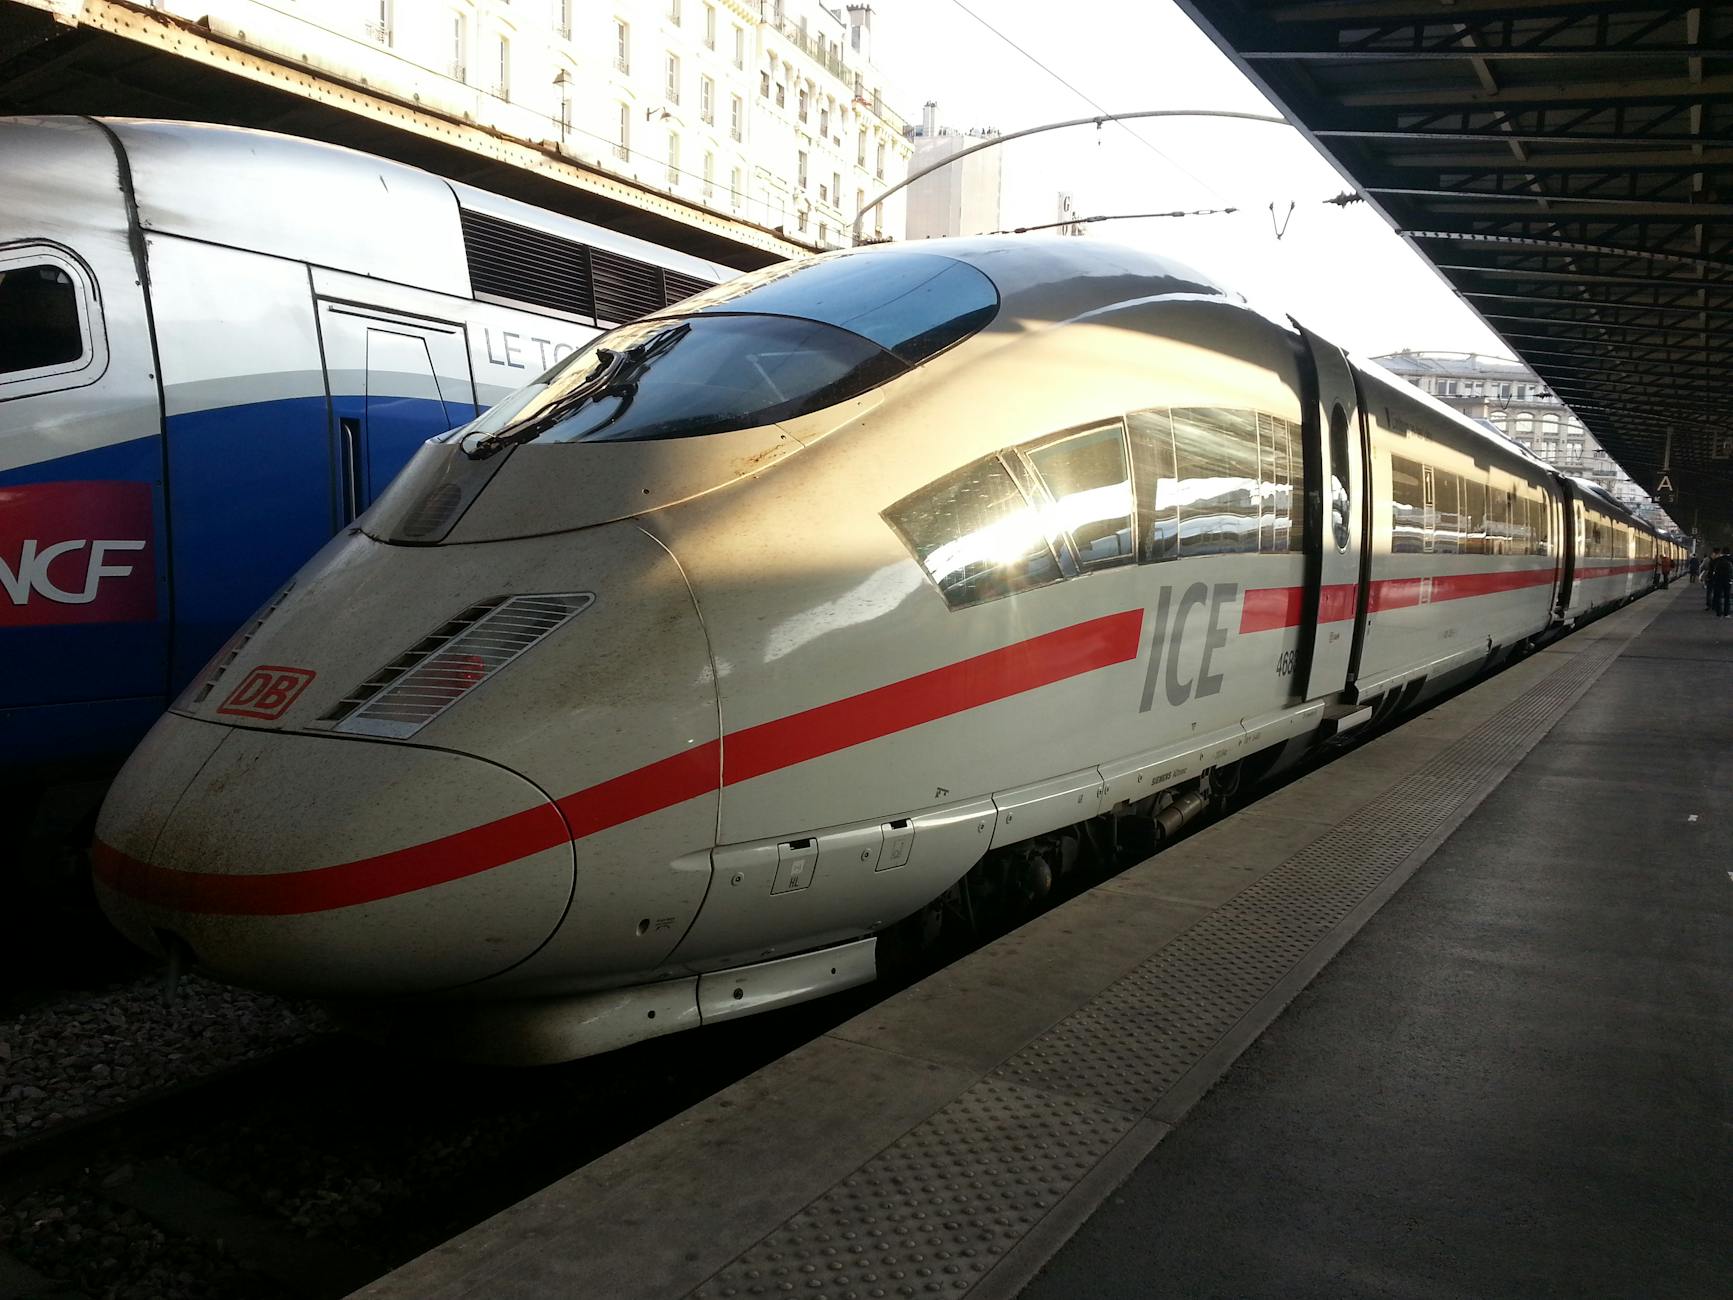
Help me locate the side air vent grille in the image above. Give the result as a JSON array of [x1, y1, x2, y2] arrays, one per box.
[[190, 581, 296, 705], [400, 482, 465, 540], [461, 209, 594, 319], [662, 268, 713, 305], [458, 208, 718, 324], [326, 592, 595, 739], [590, 247, 666, 323]]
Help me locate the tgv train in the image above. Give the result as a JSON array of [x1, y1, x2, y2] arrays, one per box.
[[0, 116, 727, 778], [93, 239, 1680, 1063]]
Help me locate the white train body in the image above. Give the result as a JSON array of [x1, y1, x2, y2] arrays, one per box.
[[91, 239, 1677, 1063], [1, 116, 726, 772]]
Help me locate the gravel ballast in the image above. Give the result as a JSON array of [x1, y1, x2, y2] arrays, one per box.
[[0, 974, 321, 1142]]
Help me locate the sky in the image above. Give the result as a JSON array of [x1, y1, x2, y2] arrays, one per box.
[[867, 0, 1514, 362]]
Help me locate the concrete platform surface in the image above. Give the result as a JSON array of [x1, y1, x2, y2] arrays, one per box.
[[1023, 590, 1730, 1300], [355, 589, 1700, 1300]]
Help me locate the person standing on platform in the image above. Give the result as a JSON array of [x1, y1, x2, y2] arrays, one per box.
[[1660, 553, 1674, 588], [1709, 548, 1733, 618], [1688, 553, 1701, 584]]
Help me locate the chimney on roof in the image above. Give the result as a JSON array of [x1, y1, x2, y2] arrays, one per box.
[[922, 100, 938, 136], [847, 4, 873, 60]]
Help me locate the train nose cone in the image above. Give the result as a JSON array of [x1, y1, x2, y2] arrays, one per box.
[[93, 713, 575, 997]]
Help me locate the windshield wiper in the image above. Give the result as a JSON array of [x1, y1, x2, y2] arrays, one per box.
[[461, 323, 690, 460]]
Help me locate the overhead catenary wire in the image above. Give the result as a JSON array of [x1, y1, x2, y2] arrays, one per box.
[[995, 207, 1239, 234], [994, 192, 1359, 237], [939, 0, 1230, 204]]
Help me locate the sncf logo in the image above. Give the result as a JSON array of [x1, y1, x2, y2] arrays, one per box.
[[0, 481, 156, 627], [218, 666, 316, 720]]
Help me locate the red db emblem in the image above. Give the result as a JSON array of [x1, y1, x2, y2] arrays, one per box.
[[217, 665, 316, 720]]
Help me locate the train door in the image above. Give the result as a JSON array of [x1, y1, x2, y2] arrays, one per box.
[[316, 302, 476, 523], [1558, 486, 1583, 616], [1293, 325, 1368, 701], [1544, 486, 1566, 617]]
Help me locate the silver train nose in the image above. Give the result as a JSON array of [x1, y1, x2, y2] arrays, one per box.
[[93, 713, 576, 997]]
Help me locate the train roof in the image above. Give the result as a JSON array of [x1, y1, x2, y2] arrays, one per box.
[[18, 116, 730, 298]]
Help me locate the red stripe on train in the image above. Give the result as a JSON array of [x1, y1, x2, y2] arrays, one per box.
[[94, 610, 1146, 916], [1240, 561, 1651, 633]]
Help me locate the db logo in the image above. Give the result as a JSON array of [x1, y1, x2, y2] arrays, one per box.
[[217, 665, 316, 720]]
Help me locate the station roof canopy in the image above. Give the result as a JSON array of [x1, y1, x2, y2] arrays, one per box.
[[1179, 0, 1733, 541]]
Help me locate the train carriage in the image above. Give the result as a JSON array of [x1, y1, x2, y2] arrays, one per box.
[[90, 237, 1677, 1063]]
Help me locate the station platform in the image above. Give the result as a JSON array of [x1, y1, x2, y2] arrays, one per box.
[[357, 585, 1728, 1300]]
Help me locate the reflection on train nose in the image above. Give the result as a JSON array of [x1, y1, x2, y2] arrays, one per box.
[[93, 718, 576, 998]]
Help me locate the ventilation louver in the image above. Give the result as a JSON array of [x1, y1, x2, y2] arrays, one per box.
[[190, 581, 296, 704], [325, 593, 594, 739], [458, 208, 717, 325]]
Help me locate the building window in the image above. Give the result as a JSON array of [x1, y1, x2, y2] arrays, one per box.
[[730, 93, 744, 141], [668, 132, 681, 189], [704, 3, 716, 48], [700, 75, 714, 123], [775, 80, 785, 108], [797, 207, 808, 233], [818, 221, 828, 244], [450, 11, 467, 81], [855, 186, 864, 216], [703, 151, 715, 202], [857, 129, 867, 165], [615, 20, 629, 73], [495, 35, 510, 99], [798, 85, 809, 122], [797, 149, 808, 188], [668, 0, 681, 25], [616, 102, 631, 160], [875, 141, 885, 180], [733, 25, 745, 69], [760, 68, 771, 97], [818, 181, 828, 203], [666, 52, 680, 104], [831, 172, 841, 205], [731, 165, 742, 210], [819, 104, 829, 136]]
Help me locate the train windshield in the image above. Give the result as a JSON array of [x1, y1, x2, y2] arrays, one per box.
[[673, 250, 1000, 362], [457, 251, 997, 449]]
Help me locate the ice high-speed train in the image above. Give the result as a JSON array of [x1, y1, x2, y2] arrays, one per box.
[[1, 117, 727, 780], [93, 238, 1679, 1063]]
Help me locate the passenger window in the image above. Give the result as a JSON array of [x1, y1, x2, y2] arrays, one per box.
[[1127, 409, 1178, 563], [1390, 455, 1424, 554], [1255, 412, 1301, 555], [0, 262, 84, 374], [1022, 422, 1134, 572], [1485, 483, 1509, 555], [1171, 407, 1259, 556], [1461, 475, 1486, 555], [1434, 471, 1460, 555], [884, 454, 1062, 610]]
